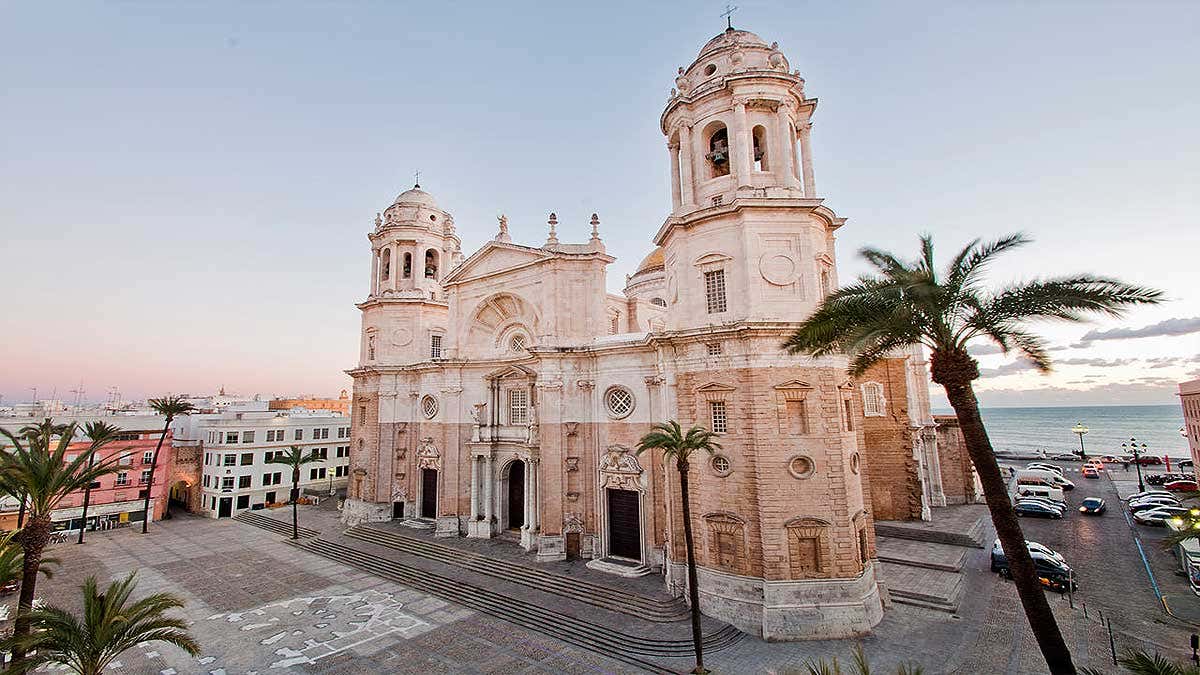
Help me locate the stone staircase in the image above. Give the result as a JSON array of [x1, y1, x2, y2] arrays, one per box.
[[880, 561, 965, 613], [875, 510, 988, 549], [348, 524, 688, 622], [294, 536, 743, 673], [234, 511, 320, 539]]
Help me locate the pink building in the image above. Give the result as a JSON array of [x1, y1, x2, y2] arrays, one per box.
[[51, 428, 175, 531], [1181, 378, 1200, 479]]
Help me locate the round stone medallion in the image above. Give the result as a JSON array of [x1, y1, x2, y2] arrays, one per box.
[[760, 252, 798, 286], [390, 327, 413, 347]]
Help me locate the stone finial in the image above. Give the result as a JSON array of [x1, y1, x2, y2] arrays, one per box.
[[589, 213, 601, 240], [495, 213, 511, 243], [374, 212, 382, 228], [545, 212, 559, 247]]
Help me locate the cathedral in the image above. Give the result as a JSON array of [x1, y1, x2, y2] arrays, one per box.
[[344, 26, 947, 640]]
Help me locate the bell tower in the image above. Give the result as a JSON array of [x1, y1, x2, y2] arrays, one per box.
[[657, 27, 842, 331], [357, 185, 463, 367]]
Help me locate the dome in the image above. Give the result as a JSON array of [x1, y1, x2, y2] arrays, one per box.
[[635, 247, 665, 274], [393, 185, 438, 209], [698, 27, 768, 58]]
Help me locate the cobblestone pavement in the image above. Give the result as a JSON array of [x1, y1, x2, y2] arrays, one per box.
[[12, 489, 1198, 674]]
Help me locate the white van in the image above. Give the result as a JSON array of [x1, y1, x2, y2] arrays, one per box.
[[1016, 484, 1065, 503], [1016, 469, 1075, 491]]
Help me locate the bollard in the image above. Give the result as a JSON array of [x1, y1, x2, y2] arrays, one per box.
[[1108, 619, 1117, 665]]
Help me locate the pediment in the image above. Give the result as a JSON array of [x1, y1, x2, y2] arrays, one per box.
[[443, 242, 552, 285], [485, 364, 537, 381], [774, 379, 814, 390], [694, 382, 737, 393]]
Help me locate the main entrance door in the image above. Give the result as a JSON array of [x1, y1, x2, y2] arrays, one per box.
[[507, 460, 525, 530], [420, 469, 438, 518], [607, 488, 641, 560], [218, 497, 233, 519]]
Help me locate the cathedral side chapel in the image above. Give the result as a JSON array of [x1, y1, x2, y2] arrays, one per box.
[[344, 26, 947, 640]]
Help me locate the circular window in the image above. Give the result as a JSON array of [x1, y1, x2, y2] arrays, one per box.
[[604, 386, 635, 419], [429, 214, 437, 221], [710, 455, 732, 476], [850, 452, 861, 475], [704, 63, 717, 76], [788, 454, 815, 480], [510, 335, 527, 352], [421, 395, 438, 419]]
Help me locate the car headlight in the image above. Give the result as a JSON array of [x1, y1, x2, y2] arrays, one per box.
[[1172, 517, 1184, 526], [1079, 507, 1087, 512]]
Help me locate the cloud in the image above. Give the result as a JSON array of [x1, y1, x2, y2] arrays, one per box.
[[1057, 357, 1136, 367], [933, 381, 1181, 408], [1074, 317, 1200, 348], [979, 360, 1040, 377], [968, 344, 1005, 356]]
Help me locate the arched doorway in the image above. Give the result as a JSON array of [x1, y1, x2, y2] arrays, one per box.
[[507, 460, 525, 530], [420, 468, 438, 519], [168, 480, 190, 511]]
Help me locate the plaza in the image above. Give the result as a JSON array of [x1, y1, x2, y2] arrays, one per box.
[[17, 474, 1200, 674]]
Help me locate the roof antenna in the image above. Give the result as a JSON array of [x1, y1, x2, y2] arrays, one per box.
[[413, 170, 421, 189], [721, 4, 737, 30]]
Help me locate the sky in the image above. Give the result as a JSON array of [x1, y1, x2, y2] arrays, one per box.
[[1, 1, 1198, 408]]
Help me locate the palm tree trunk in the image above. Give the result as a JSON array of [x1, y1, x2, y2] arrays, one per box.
[[935, 356, 1075, 674], [678, 458, 706, 674], [141, 422, 170, 534], [16, 492, 26, 529], [291, 468, 300, 540], [78, 454, 96, 545], [11, 514, 51, 662]]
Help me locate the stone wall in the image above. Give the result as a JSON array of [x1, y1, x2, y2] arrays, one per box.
[[856, 358, 924, 521]]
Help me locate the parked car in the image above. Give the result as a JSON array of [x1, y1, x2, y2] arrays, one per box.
[[991, 538, 1066, 564], [1017, 498, 1066, 515], [1180, 459, 1194, 470], [1127, 489, 1172, 501], [991, 548, 1075, 592], [1134, 455, 1164, 466], [1015, 501, 1064, 519], [1049, 453, 1081, 462], [1165, 479, 1199, 492], [1099, 455, 1122, 463], [1147, 473, 1188, 486], [1082, 467, 1100, 479], [1027, 463, 1065, 476], [1133, 506, 1190, 526], [1129, 497, 1181, 512], [1078, 497, 1107, 515]]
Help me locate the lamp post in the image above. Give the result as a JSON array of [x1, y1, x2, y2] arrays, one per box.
[[1072, 422, 1089, 460], [1123, 438, 1148, 493]]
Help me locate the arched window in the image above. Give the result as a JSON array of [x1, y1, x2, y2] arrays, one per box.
[[380, 249, 391, 281], [609, 313, 620, 334], [861, 382, 886, 416], [752, 125, 769, 171], [704, 124, 730, 178], [402, 252, 412, 279], [650, 297, 666, 307], [425, 249, 439, 279]]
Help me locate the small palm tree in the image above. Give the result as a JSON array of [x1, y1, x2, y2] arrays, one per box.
[[142, 395, 196, 534], [1, 571, 200, 675], [10, 420, 73, 529], [0, 421, 123, 662], [1080, 648, 1200, 675], [802, 645, 924, 675], [783, 234, 1161, 675], [0, 530, 57, 597], [637, 421, 721, 675], [77, 421, 124, 545], [266, 446, 323, 539]]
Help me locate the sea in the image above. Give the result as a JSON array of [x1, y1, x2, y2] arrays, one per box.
[[933, 405, 1190, 459]]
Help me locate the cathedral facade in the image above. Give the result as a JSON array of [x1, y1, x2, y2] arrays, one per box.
[[342, 27, 943, 640]]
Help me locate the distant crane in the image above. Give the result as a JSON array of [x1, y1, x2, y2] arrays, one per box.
[[70, 381, 86, 413]]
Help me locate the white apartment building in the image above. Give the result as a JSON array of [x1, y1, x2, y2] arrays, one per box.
[[173, 409, 352, 519]]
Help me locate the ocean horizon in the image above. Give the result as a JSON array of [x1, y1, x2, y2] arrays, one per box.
[[932, 404, 1190, 458]]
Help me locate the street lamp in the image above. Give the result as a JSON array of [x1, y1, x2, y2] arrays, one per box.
[[1123, 438, 1149, 493], [1072, 422, 1089, 460]]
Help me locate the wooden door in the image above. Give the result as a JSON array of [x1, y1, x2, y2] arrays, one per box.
[[607, 489, 641, 560], [421, 469, 438, 518], [218, 497, 233, 519], [565, 532, 581, 559]]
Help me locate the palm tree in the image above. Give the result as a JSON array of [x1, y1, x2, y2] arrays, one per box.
[[77, 421, 124, 545], [1080, 649, 1200, 675], [0, 421, 123, 662], [782, 234, 1161, 675], [1, 571, 200, 675], [0, 530, 57, 605], [266, 445, 323, 539], [142, 395, 196, 534], [10, 420, 73, 530], [637, 421, 721, 675], [803, 645, 924, 675]]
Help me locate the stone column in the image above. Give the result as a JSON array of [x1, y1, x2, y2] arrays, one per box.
[[531, 458, 540, 530], [370, 248, 380, 295], [469, 455, 479, 518], [678, 124, 696, 207], [775, 105, 797, 189], [731, 101, 751, 186], [799, 121, 816, 197], [668, 142, 682, 210], [483, 454, 494, 534], [523, 459, 533, 529]]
